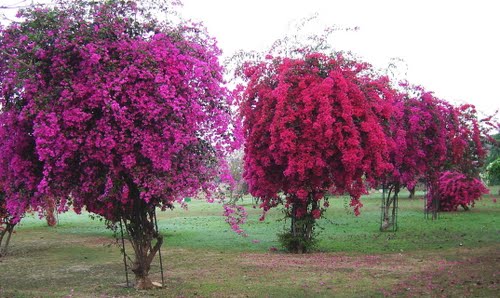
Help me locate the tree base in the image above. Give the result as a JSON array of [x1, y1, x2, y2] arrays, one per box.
[[135, 276, 154, 290], [116, 280, 162, 289]]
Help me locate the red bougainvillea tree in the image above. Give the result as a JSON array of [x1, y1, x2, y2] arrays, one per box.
[[240, 52, 395, 252], [0, 0, 236, 288]]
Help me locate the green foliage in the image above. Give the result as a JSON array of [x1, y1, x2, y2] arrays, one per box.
[[485, 133, 500, 166], [277, 217, 318, 253], [486, 158, 500, 185]]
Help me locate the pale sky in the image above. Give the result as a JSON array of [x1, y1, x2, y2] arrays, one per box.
[[2, 0, 499, 116], [181, 0, 500, 117]]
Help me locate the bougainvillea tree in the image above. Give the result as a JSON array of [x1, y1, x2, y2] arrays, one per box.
[[379, 84, 492, 223], [0, 0, 236, 288], [240, 52, 396, 252], [428, 104, 491, 212], [378, 86, 453, 226]]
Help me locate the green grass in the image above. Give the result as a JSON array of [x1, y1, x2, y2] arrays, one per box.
[[0, 188, 498, 297]]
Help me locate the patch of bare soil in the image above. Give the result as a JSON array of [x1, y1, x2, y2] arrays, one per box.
[[240, 246, 499, 297]]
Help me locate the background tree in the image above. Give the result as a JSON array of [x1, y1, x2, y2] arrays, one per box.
[[225, 150, 248, 204], [428, 104, 490, 213], [484, 133, 500, 185], [0, 0, 236, 288], [378, 85, 452, 227], [378, 84, 491, 227], [486, 158, 500, 192]]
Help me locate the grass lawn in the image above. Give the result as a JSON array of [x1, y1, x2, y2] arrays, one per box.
[[0, 187, 498, 297]]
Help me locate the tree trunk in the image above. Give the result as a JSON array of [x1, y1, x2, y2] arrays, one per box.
[[123, 180, 163, 290], [426, 180, 439, 219], [381, 184, 399, 231], [125, 210, 163, 289], [0, 223, 15, 257], [0, 226, 5, 256], [288, 199, 315, 254], [408, 186, 416, 199], [45, 197, 57, 227]]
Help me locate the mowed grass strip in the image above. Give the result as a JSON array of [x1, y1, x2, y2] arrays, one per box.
[[0, 188, 498, 297]]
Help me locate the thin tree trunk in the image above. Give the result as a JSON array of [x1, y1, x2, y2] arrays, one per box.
[[408, 186, 416, 199], [381, 185, 392, 230], [0, 227, 6, 254], [0, 223, 15, 257], [381, 183, 399, 231], [427, 179, 440, 219], [45, 197, 57, 227]]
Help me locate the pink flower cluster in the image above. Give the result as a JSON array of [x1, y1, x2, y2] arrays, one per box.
[[223, 204, 248, 236]]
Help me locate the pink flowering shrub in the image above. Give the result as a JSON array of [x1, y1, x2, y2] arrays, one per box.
[[428, 171, 489, 211], [0, 0, 237, 288]]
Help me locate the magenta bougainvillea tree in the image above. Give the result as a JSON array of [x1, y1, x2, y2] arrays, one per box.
[[240, 52, 396, 252], [0, 0, 236, 288]]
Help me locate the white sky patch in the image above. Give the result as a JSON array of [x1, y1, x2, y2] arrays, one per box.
[[181, 0, 499, 116], [1, 0, 498, 116]]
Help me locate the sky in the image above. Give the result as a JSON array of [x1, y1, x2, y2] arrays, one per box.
[[180, 0, 499, 117], [1, 0, 498, 116]]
